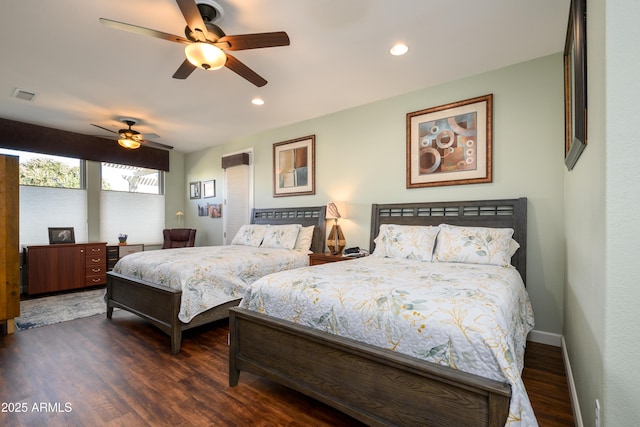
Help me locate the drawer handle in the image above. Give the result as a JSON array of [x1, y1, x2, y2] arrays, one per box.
[[92, 268, 101, 273], [92, 258, 101, 263], [91, 278, 101, 283], [92, 248, 101, 252]]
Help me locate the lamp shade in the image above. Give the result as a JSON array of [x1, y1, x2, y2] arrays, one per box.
[[118, 138, 141, 149], [326, 201, 347, 255], [185, 43, 226, 70], [326, 202, 347, 220]]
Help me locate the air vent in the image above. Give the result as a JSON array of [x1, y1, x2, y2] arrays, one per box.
[[12, 88, 38, 102]]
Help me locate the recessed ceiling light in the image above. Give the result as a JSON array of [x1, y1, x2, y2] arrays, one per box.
[[251, 98, 264, 106], [389, 43, 408, 56]]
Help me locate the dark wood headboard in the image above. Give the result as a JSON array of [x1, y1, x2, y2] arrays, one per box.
[[370, 198, 527, 282], [251, 206, 327, 253]]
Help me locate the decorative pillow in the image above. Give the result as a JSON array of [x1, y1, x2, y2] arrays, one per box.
[[433, 224, 514, 266], [260, 224, 302, 249], [372, 224, 440, 261], [509, 239, 520, 257], [231, 224, 270, 247], [293, 225, 315, 251]]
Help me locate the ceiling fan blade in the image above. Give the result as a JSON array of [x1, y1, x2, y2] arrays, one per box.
[[218, 32, 290, 51], [99, 18, 190, 44], [142, 140, 174, 150], [175, 0, 208, 42], [173, 59, 198, 79], [224, 54, 267, 87], [91, 123, 117, 134]]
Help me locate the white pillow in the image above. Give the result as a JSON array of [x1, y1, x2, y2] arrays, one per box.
[[509, 239, 520, 257], [261, 224, 302, 249], [372, 224, 440, 262], [433, 224, 514, 266], [293, 225, 315, 251], [231, 224, 270, 247]]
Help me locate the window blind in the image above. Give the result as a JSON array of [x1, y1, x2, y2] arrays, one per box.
[[20, 187, 88, 246], [100, 191, 165, 245]]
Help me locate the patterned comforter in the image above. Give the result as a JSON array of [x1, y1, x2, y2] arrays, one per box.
[[241, 256, 537, 427], [113, 245, 309, 323]]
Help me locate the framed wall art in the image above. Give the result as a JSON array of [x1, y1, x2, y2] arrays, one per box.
[[202, 180, 216, 198], [273, 135, 315, 197], [48, 227, 75, 244], [564, 0, 587, 171], [189, 181, 201, 199], [406, 94, 493, 188]]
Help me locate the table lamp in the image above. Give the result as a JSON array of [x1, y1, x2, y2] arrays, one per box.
[[326, 202, 346, 255]]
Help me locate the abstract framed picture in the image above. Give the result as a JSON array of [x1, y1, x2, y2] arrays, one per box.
[[48, 227, 75, 244], [273, 135, 315, 197], [564, 0, 587, 171], [202, 180, 216, 198], [406, 94, 493, 188], [189, 181, 201, 199]]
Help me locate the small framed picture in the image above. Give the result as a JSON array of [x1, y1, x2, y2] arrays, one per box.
[[273, 135, 315, 197], [48, 227, 75, 244], [202, 180, 216, 198], [189, 181, 201, 199], [563, 0, 587, 170]]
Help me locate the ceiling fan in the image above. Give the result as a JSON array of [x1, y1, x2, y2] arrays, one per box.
[[99, 0, 290, 87], [92, 119, 174, 150]]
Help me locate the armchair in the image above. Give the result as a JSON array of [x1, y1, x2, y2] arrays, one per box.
[[162, 228, 196, 249]]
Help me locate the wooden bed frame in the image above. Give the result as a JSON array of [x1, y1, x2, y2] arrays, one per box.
[[106, 205, 326, 354], [229, 198, 527, 427]]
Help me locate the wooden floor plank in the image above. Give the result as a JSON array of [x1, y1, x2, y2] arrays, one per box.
[[1, 312, 575, 426]]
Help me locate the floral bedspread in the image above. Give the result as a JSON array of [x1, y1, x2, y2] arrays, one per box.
[[113, 246, 309, 323], [241, 256, 537, 427]]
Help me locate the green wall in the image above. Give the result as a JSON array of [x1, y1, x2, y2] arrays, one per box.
[[564, 0, 640, 426], [185, 54, 566, 336]]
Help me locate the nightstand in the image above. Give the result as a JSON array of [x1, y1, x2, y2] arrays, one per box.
[[309, 253, 353, 266]]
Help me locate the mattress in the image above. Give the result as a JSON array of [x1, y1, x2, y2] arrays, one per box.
[[113, 245, 309, 322], [240, 255, 537, 426]]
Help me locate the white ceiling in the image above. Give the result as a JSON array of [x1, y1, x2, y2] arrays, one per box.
[[0, 0, 570, 153]]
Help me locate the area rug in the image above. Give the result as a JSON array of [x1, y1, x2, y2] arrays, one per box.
[[14, 289, 107, 331]]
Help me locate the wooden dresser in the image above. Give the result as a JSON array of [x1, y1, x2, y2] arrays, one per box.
[[23, 242, 107, 295]]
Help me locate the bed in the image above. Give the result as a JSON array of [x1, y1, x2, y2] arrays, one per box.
[[229, 198, 535, 427], [106, 205, 326, 354]]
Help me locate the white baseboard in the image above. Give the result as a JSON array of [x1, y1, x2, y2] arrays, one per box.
[[562, 336, 584, 427], [527, 329, 562, 347]]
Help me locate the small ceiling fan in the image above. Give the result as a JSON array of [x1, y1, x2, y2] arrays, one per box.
[[92, 119, 174, 150], [99, 0, 290, 87]]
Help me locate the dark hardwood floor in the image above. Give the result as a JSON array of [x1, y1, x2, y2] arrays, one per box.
[[0, 311, 575, 426]]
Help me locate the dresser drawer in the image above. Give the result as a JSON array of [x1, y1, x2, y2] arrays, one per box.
[[86, 265, 106, 276], [86, 255, 105, 266], [85, 274, 106, 286], [85, 244, 105, 256]]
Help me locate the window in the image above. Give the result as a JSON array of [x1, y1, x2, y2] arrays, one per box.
[[101, 162, 163, 194], [0, 148, 84, 189], [0, 149, 88, 246], [100, 163, 165, 245]]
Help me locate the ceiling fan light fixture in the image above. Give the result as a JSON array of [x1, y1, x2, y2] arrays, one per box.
[[185, 42, 226, 70], [118, 137, 141, 149]]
